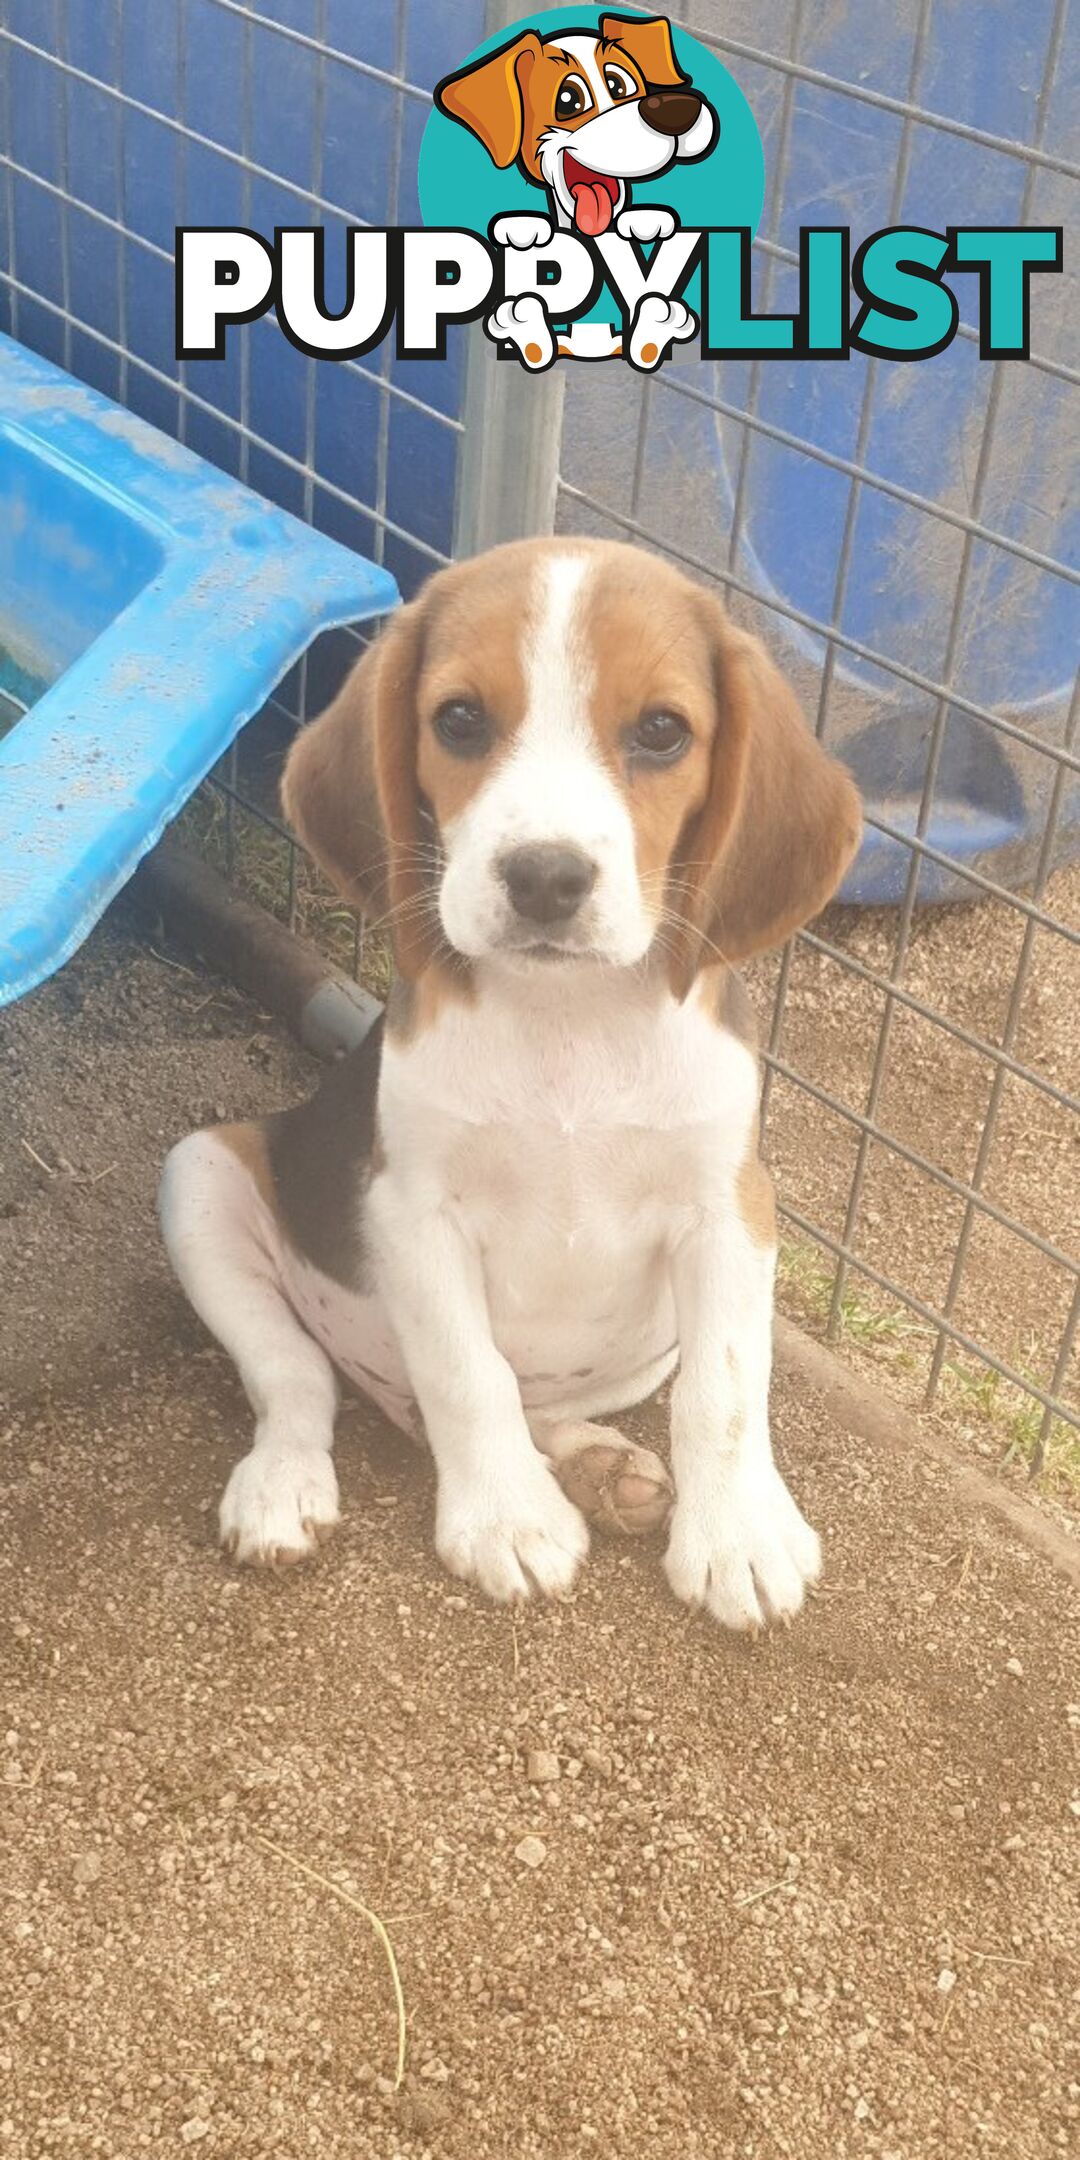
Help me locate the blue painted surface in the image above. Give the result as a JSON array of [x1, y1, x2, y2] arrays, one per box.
[[0, 335, 398, 1005]]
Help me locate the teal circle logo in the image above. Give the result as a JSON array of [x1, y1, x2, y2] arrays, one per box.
[[418, 8, 763, 355]]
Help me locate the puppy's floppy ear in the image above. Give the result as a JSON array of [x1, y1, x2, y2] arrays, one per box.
[[434, 31, 542, 169], [281, 601, 434, 980], [668, 599, 862, 993], [600, 13, 687, 87]]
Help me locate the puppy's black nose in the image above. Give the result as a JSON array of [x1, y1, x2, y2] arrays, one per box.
[[498, 843, 598, 925], [640, 89, 702, 137]]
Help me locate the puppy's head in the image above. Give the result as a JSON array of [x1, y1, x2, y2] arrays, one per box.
[[282, 539, 861, 995], [435, 15, 717, 235]]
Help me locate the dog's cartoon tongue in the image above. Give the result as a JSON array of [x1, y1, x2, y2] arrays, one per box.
[[571, 179, 614, 235], [564, 156, 618, 236]]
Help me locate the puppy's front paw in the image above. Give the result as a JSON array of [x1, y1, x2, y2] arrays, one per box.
[[629, 293, 697, 370], [616, 205, 678, 244], [436, 1463, 588, 1602], [219, 1446, 340, 1568], [491, 212, 553, 250], [485, 294, 554, 369], [665, 1462, 821, 1632]]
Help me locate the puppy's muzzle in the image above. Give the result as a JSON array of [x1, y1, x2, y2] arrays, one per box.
[[640, 89, 702, 137], [498, 843, 598, 926]]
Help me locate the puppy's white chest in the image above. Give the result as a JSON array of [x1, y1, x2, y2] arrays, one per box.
[[377, 982, 760, 1398], [444, 1114, 677, 1396], [454, 1113, 669, 1274], [384, 974, 755, 1141]]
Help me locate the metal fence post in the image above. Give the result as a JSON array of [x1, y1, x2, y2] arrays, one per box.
[[453, 328, 566, 556]]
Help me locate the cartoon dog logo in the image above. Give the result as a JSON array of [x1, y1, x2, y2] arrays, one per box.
[[435, 13, 718, 364]]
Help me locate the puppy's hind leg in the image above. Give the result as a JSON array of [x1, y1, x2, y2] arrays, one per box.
[[160, 1128, 340, 1567], [528, 1417, 674, 1537]]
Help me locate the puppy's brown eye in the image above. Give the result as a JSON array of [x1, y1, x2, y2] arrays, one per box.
[[604, 66, 634, 101], [630, 710, 691, 763], [432, 699, 491, 757], [555, 75, 589, 118]]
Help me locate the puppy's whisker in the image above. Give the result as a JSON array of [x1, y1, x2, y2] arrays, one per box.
[[661, 916, 730, 968]]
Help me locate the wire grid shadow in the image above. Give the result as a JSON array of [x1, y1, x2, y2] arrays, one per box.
[[1, 0, 1077, 1472]]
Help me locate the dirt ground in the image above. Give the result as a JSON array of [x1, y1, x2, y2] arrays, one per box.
[[2, 915, 1079, 2160]]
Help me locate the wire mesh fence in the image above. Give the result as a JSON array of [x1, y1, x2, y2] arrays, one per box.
[[1, 0, 1076, 1472], [552, 0, 1079, 1473]]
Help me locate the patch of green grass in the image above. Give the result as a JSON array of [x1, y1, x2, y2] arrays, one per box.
[[777, 1236, 1079, 1492], [776, 1238, 835, 1332], [942, 1351, 1079, 1485], [777, 1239, 927, 1363]]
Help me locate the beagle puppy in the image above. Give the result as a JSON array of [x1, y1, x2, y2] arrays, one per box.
[[435, 13, 718, 239], [161, 539, 861, 1632]]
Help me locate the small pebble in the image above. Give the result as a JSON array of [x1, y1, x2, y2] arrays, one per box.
[[526, 1749, 560, 1786], [937, 1969, 957, 1995], [514, 1835, 547, 1870], [1005, 1657, 1024, 1679]]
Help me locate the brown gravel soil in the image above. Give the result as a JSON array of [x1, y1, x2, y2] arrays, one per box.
[[2, 915, 1079, 2160]]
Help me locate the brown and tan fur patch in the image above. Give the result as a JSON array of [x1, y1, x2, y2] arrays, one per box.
[[701, 962, 773, 1247], [213, 1029, 388, 1289], [283, 549, 543, 964], [412, 554, 532, 826], [384, 964, 475, 1045], [562, 547, 861, 990], [736, 1150, 777, 1250], [563, 548, 718, 929], [216, 1121, 276, 1213]]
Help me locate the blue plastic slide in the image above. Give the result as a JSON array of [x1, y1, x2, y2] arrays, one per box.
[[0, 335, 397, 1005]]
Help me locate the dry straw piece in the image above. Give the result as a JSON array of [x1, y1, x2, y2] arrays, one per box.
[[255, 1832, 407, 2088]]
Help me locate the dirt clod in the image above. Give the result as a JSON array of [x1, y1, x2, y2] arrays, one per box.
[[527, 1749, 560, 1785]]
